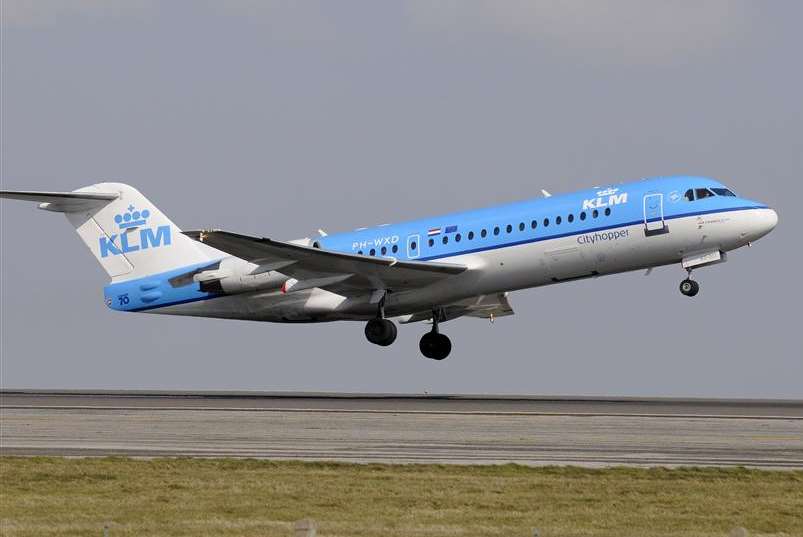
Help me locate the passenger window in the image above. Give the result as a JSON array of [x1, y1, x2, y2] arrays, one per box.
[[358, 250, 363, 255], [493, 227, 500, 235], [568, 214, 574, 223], [392, 244, 398, 254], [481, 229, 487, 238], [506, 224, 513, 233], [695, 188, 714, 199], [543, 218, 549, 227], [370, 248, 376, 256], [604, 207, 611, 216], [455, 233, 462, 242], [580, 212, 586, 221], [556, 216, 562, 225], [442, 236, 448, 245], [684, 189, 694, 201], [519, 222, 525, 231], [428, 238, 434, 247], [592, 209, 599, 218], [531, 220, 537, 229], [381, 246, 387, 255], [410, 242, 416, 250], [468, 231, 474, 240]]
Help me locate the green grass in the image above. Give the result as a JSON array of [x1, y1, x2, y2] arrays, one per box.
[[1, 457, 801, 537]]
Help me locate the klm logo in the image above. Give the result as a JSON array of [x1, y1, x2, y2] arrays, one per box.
[[99, 205, 172, 258], [582, 187, 628, 211]]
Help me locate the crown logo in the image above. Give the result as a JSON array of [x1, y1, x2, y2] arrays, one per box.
[[596, 187, 619, 197], [114, 204, 151, 229]]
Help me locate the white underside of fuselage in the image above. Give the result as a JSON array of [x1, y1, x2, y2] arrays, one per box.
[[150, 208, 774, 323]]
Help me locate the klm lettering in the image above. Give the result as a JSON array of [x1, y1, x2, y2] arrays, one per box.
[[100, 226, 172, 258], [582, 188, 628, 211]]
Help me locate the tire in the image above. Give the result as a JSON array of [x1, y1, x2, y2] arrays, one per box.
[[365, 319, 397, 346], [679, 279, 699, 297], [419, 332, 451, 360]]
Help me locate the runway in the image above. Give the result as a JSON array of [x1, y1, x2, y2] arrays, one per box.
[[2, 391, 802, 469]]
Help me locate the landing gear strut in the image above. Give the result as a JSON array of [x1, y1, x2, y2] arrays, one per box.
[[364, 293, 397, 346], [419, 309, 452, 360], [679, 269, 700, 297]]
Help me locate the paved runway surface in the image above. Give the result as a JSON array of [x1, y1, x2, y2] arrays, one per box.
[[2, 391, 802, 469]]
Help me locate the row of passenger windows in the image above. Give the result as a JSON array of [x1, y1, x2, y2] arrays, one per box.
[[354, 187, 736, 257], [684, 187, 736, 201], [427, 207, 613, 248], [358, 244, 400, 257], [357, 205, 620, 257]]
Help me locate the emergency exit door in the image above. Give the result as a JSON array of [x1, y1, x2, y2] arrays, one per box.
[[407, 234, 420, 259]]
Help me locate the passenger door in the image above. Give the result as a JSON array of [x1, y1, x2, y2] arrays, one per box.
[[643, 193, 667, 235]]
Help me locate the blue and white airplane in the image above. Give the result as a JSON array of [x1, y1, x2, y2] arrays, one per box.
[[1, 176, 777, 360]]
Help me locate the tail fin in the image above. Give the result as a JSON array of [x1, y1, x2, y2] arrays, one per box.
[[1, 183, 216, 281]]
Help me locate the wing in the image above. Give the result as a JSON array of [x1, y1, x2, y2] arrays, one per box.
[[401, 293, 514, 323], [185, 230, 466, 294]]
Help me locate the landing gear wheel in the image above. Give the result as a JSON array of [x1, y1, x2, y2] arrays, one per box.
[[365, 319, 397, 346], [679, 279, 699, 297], [419, 332, 451, 360]]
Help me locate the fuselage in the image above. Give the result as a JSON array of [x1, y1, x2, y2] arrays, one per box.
[[104, 175, 777, 322]]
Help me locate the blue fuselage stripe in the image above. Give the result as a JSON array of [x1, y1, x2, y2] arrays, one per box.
[[417, 205, 763, 261], [127, 295, 224, 312]]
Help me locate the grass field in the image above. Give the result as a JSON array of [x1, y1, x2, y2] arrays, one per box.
[[1, 458, 801, 537]]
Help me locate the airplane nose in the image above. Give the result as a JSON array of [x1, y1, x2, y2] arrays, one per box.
[[748, 208, 778, 240], [766, 208, 779, 232]]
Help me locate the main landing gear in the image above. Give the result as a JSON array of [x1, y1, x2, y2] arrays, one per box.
[[364, 318, 397, 346], [364, 295, 397, 347], [363, 298, 452, 360], [679, 269, 700, 297], [419, 310, 452, 361]]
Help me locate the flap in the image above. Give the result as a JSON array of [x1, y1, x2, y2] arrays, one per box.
[[401, 293, 515, 324]]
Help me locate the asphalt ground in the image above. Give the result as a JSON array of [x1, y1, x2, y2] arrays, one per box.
[[2, 391, 801, 468]]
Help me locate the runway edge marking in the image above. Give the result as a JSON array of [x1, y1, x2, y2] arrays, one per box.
[[3, 405, 802, 420]]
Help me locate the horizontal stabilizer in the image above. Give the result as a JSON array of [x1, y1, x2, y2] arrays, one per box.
[[0, 189, 119, 213], [185, 229, 466, 295]]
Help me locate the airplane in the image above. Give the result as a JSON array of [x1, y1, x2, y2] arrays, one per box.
[[1, 176, 777, 360]]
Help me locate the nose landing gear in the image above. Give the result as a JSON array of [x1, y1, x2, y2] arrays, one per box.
[[419, 309, 452, 360]]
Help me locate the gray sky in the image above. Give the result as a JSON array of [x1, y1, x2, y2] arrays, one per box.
[[2, 1, 801, 397]]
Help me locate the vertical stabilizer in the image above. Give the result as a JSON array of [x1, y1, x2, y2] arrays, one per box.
[[2, 183, 216, 281]]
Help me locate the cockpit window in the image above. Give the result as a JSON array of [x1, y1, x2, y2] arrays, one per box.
[[684, 189, 694, 202], [712, 188, 736, 197], [695, 188, 715, 200]]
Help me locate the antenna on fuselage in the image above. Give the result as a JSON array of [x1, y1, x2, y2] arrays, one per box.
[[541, 190, 552, 198]]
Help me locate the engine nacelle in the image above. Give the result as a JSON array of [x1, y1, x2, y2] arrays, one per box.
[[194, 257, 287, 295]]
